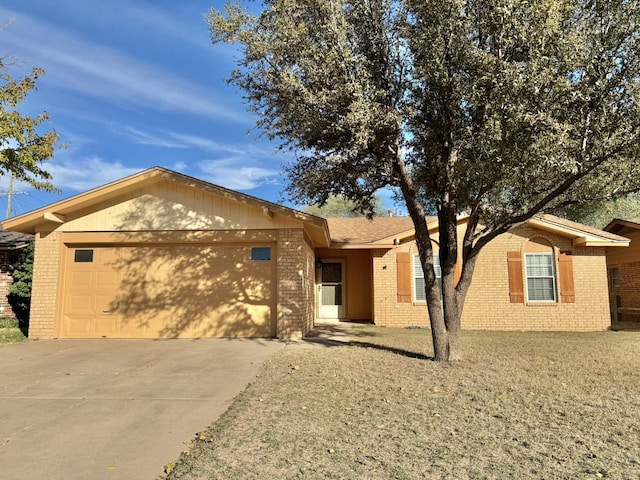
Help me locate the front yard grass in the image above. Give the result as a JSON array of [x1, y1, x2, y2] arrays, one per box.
[[0, 317, 26, 344], [165, 327, 640, 480]]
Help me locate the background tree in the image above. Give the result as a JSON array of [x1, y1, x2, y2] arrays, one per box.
[[563, 193, 640, 228], [1, 55, 58, 191], [209, 0, 640, 361], [302, 194, 389, 218]]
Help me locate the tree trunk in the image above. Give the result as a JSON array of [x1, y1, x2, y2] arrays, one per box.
[[392, 149, 476, 362]]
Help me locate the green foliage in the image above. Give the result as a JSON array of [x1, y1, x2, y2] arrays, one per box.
[[0, 317, 18, 328], [563, 193, 640, 228], [1, 55, 59, 190], [209, 0, 640, 224], [302, 194, 388, 218], [8, 243, 33, 326]]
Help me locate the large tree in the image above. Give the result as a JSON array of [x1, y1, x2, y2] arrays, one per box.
[[1, 57, 58, 191], [209, 0, 640, 361]]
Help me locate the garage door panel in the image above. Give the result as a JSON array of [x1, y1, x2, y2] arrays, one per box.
[[96, 271, 119, 287], [70, 271, 94, 287], [61, 244, 276, 339], [64, 316, 93, 337]]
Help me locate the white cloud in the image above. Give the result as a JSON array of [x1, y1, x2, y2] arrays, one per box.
[[47, 157, 143, 191], [172, 161, 187, 172], [168, 133, 274, 158], [197, 158, 279, 190], [115, 126, 189, 149], [0, 8, 246, 122]]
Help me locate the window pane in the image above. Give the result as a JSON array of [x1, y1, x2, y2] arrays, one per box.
[[433, 257, 442, 279], [528, 278, 555, 301], [413, 255, 441, 278], [251, 247, 271, 261], [321, 284, 343, 306], [322, 263, 342, 283], [413, 255, 423, 278], [74, 250, 94, 263], [415, 277, 426, 302], [609, 268, 620, 289], [526, 255, 553, 277]]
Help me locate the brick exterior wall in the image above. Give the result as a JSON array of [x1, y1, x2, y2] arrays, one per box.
[[371, 225, 611, 331], [28, 231, 62, 339], [606, 230, 640, 321], [276, 229, 315, 339], [0, 250, 16, 318]]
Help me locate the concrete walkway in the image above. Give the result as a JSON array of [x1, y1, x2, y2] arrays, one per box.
[[0, 338, 284, 480]]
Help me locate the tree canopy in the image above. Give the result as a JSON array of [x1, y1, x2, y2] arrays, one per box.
[[209, 0, 640, 360], [1, 57, 58, 191], [302, 194, 389, 218]]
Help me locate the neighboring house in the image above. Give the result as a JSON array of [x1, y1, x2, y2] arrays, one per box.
[[603, 219, 640, 321], [0, 230, 34, 318], [2, 167, 629, 339]]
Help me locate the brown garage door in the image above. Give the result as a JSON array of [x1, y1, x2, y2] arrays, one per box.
[[60, 244, 276, 338]]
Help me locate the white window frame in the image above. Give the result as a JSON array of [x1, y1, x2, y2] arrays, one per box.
[[413, 254, 441, 302], [524, 252, 557, 302]]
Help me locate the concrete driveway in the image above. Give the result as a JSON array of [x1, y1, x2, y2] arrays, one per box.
[[0, 338, 284, 480]]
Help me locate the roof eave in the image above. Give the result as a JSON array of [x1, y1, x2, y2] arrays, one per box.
[[330, 242, 395, 249], [573, 237, 630, 247], [527, 218, 626, 246], [3, 168, 166, 233]]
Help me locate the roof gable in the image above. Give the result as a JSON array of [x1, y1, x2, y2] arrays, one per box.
[[529, 214, 629, 247], [603, 218, 640, 236], [2, 167, 330, 246]]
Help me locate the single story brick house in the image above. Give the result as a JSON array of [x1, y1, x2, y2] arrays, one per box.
[[603, 218, 640, 321], [2, 167, 629, 339]]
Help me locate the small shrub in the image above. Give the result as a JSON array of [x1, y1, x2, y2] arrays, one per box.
[[0, 317, 19, 328], [8, 243, 33, 330]]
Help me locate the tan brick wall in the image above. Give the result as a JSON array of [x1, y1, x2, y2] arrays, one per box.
[[372, 225, 611, 331], [29, 231, 62, 338], [276, 229, 315, 339]]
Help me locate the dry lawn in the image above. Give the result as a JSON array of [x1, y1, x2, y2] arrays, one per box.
[[165, 326, 640, 480]]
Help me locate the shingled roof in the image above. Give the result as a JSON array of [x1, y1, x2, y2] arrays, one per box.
[[326, 216, 434, 245], [326, 213, 627, 247], [0, 230, 33, 249]]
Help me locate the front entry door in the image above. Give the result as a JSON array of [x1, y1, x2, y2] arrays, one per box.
[[318, 260, 345, 319]]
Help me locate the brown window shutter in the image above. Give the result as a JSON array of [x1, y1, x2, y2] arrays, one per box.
[[507, 251, 524, 303], [397, 251, 412, 303], [558, 252, 575, 303]]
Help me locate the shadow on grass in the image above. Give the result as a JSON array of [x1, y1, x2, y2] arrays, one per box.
[[302, 323, 433, 361], [610, 321, 640, 332]]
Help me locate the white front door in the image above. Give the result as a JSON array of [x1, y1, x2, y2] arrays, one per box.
[[318, 260, 345, 319]]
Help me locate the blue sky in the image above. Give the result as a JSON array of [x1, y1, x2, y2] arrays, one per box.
[[0, 0, 311, 218]]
